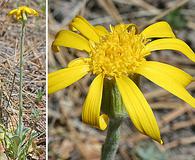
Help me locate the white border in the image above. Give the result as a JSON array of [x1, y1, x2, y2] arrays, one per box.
[[46, 0, 48, 159]]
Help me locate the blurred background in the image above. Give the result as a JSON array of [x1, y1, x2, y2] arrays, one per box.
[[48, 0, 195, 159], [0, 0, 46, 159]]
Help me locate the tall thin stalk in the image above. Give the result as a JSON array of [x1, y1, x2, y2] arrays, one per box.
[[18, 19, 26, 137]]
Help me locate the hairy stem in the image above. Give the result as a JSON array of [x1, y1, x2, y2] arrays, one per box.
[[101, 80, 125, 160], [101, 118, 122, 160], [101, 76, 139, 159], [18, 20, 25, 137]]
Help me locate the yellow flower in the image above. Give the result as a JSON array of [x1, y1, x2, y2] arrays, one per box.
[[49, 16, 195, 144], [8, 6, 38, 20]]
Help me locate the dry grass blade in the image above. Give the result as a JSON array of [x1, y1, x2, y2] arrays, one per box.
[[49, 0, 89, 33], [140, 0, 190, 29], [164, 136, 195, 150], [97, 0, 123, 23], [127, 0, 159, 13]]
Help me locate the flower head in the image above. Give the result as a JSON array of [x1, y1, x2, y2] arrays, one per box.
[[8, 6, 38, 20], [49, 16, 195, 144]]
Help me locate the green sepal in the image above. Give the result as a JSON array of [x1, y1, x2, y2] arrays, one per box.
[[22, 12, 28, 22], [101, 79, 127, 119]]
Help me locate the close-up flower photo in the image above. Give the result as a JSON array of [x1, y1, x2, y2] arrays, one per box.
[[50, 15, 195, 144], [48, 0, 195, 160]]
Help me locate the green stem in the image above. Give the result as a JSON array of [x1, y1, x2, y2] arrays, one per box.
[[101, 80, 125, 160], [18, 20, 25, 137], [101, 76, 140, 160], [101, 118, 122, 160]]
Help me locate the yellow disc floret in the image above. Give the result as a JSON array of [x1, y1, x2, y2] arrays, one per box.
[[89, 24, 149, 78]]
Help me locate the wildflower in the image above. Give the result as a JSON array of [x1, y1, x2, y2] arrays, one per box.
[[49, 16, 195, 144], [8, 5, 38, 139], [8, 6, 38, 20]]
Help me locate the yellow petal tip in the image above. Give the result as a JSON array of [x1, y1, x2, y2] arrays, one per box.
[[160, 139, 164, 145], [98, 114, 109, 130], [51, 41, 60, 52]]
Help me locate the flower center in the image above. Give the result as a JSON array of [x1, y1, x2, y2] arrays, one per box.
[[89, 24, 149, 78]]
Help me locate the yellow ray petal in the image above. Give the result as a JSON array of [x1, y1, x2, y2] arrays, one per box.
[[144, 61, 192, 87], [71, 16, 100, 43], [25, 8, 38, 16], [116, 76, 162, 143], [48, 65, 90, 94], [52, 30, 91, 52], [82, 74, 108, 130], [68, 58, 91, 67], [8, 9, 18, 15], [70, 16, 92, 31], [69, 24, 108, 37], [141, 21, 175, 39], [30, 8, 39, 16], [135, 62, 195, 108], [24, 7, 33, 14], [145, 38, 195, 62], [94, 25, 108, 36]]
